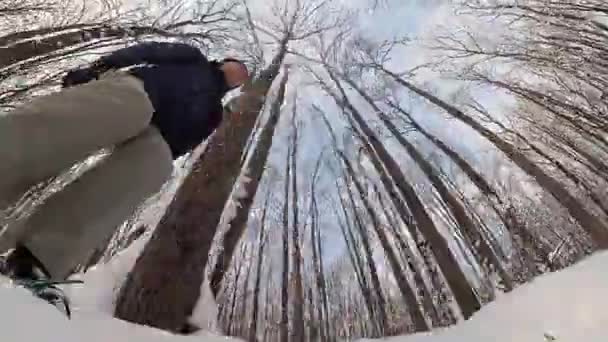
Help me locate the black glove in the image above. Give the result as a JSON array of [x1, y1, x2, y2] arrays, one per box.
[[62, 61, 111, 88], [62, 67, 99, 88]]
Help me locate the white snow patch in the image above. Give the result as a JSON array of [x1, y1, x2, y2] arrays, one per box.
[[359, 251, 608, 342], [0, 277, 237, 342], [48, 234, 229, 340], [66, 237, 150, 315]]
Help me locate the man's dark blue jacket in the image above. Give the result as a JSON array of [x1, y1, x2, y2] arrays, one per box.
[[64, 42, 229, 159]]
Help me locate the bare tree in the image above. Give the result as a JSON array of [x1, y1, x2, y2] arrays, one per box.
[[248, 193, 270, 342], [210, 69, 290, 297], [308, 154, 331, 341], [420, 1, 608, 247], [312, 62, 481, 318], [289, 99, 306, 342], [338, 75, 513, 291], [280, 138, 291, 342], [327, 179, 379, 335], [319, 107, 428, 331]]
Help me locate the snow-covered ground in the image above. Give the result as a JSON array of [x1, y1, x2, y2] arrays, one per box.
[[362, 251, 608, 342], [1, 241, 607, 342], [0, 236, 238, 342]]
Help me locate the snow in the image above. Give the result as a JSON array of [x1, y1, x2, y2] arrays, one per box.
[[66, 234, 223, 333], [0, 234, 240, 342], [66, 237, 149, 315], [360, 251, 608, 342], [0, 280, 234, 342], [1, 241, 607, 342]]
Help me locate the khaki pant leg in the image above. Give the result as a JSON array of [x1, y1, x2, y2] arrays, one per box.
[[19, 127, 173, 279], [0, 74, 154, 210]]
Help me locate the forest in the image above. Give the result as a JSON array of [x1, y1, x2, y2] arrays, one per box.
[[0, 0, 607, 340]]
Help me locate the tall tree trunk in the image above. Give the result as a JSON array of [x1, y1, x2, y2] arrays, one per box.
[[375, 187, 443, 326], [280, 140, 291, 342], [309, 160, 329, 341], [263, 262, 273, 342], [473, 103, 608, 218], [210, 69, 290, 297], [0, 22, 92, 46], [240, 252, 254, 337], [114, 39, 289, 332], [341, 151, 429, 331], [316, 212, 333, 341], [319, 69, 481, 319], [316, 214, 332, 342], [387, 101, 519, 262], [319, 102, 426, 330], [344, 78, 514, 291], [248, 194, 270, 342], [334, 194, 378, 334], [307, 285, 318, 341], [341, 178, 387, 336], [385, 100, 501, 204], [227, 246, 247, 336], [289, 103, 306, 342], [379, 66, 608, 248], [527, 120, 608, 181]]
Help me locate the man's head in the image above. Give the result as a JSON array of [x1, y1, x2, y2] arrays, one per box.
[[219, 58, 249, 90]]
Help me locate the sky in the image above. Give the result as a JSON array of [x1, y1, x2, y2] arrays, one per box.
[[230, 0, 495, 273]]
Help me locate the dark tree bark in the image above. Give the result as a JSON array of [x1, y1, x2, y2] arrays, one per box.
[[280, 139, 291, 342], [239, 252, 254, 337], [248, 194, 270, 342], [374, 187, 443, 326], [289, 102, 306, 342], [309, 155, 330, 341], [316, 212, 332, 342], [262, 262, 274, 342], [227, 247, 247, 335], [210, 69, 290, 298], [307, 285, 318, 341]]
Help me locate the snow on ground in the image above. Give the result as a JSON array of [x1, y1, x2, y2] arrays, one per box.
[[0, 280, 236, 342], [361, 251, 608, 342], [1, 243, 607, 341], [0, 235, 238, 342], [66, 235, 224, 334]]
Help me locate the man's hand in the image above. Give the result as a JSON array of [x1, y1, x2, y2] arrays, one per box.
[[61, 61, 110, 88], [62, 67, 99, 88]]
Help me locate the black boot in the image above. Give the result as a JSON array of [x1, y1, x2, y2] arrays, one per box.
[[0, 245, 79, 318]]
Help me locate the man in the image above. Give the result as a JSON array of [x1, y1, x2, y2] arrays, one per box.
[[0, 42, 249, 314]]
